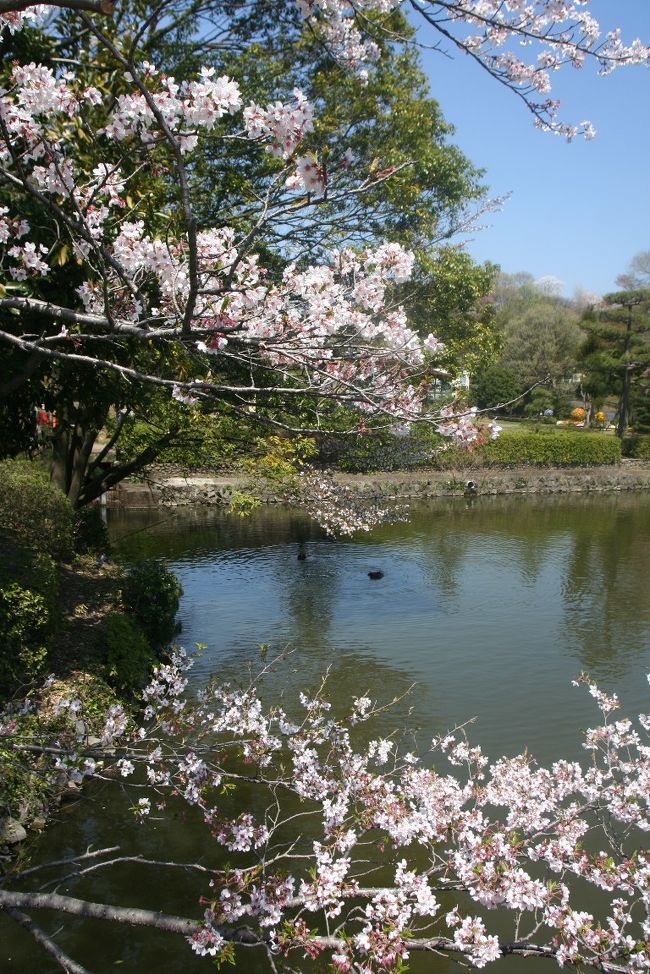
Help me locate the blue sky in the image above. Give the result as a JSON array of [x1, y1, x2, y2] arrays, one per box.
[[417, 1, 650, 297]]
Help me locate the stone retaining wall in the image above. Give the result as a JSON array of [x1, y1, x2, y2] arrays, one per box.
[[107, 461, 650, 508]]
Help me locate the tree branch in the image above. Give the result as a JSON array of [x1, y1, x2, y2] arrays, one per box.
[[5, 907, 92, 974], [0, 889, 631, 972], [0, 889, 197, 936]]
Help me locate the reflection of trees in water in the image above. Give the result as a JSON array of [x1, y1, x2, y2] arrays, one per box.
[[406, 498, 566, 590], [108, 505, 322, 563], [286, 552, 338, 645], [412, 527, 469, 598], [561, 502, 650, 676], [111, 494, 650, 684], [259, 539, 341, 646]]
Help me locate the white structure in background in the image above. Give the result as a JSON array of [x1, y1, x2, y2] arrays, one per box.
[[451, 372, 470, 392], [429, 371, 470, 400]]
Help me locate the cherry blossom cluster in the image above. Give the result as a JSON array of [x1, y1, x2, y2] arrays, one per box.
[[1, 58, 469, 439], [101, 65, 243, 152], [436, 403, 501, 446], [0, 4, 46, 34], [0, 206, 47, 280], [128, 658, 650, 972], [243, 88, 314, 159], [1, 61, 313, 218], [296, 0, 389, 72], [296, 0, 650, 138], [294, 466, 407, 536], [3, 648, 650, 972]]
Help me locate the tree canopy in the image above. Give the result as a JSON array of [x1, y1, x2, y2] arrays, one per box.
[[1, 2, 648, 507], [0, 0, 508, 510], [580, 287, 650, 437], [2, 3, 650, 973]]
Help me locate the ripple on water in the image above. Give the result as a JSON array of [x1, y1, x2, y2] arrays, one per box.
[[6, 496, 641, 972]]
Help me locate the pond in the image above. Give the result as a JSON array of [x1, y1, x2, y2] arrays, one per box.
[[4, 493, 650, 973]]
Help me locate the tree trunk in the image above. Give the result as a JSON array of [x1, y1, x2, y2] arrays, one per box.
[[67, 424, 100, 507], [50, 421, 71, 495], [616, 309, 633, 438], [49, 405, 103, 507], [77, 432, 177, 507]]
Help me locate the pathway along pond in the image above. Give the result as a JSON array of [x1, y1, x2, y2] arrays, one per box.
[[4, 493, 650, 973]]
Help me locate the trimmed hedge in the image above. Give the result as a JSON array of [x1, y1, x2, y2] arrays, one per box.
[[437, 431, 622, 469], [0, 460, 75, 560], [622, 435, 650, 460], [323, 427, 622, 473]]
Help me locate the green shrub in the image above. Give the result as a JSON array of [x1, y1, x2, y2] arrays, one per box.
[[74, 505, 110, 555], [0, 585, 50, 692], [0, 460, 75, 560], [436, 431, 621, 469], [622, 435, 650, 460], [0, 537, 59, 694], [322, 425, 443, 473], [120, 560, 182, 652], [100, 612, 156, 691]]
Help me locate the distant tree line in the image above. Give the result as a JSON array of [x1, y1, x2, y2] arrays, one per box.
[[471, 256, 650, 435]]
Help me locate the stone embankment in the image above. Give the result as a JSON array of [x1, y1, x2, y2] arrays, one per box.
[[107, 461, 650, 508]]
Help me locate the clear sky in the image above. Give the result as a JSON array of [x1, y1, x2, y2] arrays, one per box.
[[416, 1, 650, 298]]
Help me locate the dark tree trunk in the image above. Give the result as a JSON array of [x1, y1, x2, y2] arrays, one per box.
[[616, 311, 633, 439]]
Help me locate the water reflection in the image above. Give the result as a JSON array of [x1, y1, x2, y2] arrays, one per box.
[[110, 493, 650, 763], [560, 501, 650, 676], [4, 494, 648, 973]]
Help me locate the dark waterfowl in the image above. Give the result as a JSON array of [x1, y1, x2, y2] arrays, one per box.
[[368, 570, 384, 580]]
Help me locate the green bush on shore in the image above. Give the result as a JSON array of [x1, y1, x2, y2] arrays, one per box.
[[0, 460, 76, 561], [436, 431, 622, 469], [120, 560, 182, 651], [74, 505, 110, 554], [0, 537, 59, 694], [100, 612, 157, 692]]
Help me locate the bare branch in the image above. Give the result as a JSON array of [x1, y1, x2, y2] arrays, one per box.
[[5, 908, 92, 974]]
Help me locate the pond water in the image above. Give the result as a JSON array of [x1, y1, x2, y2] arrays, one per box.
[[4, 493, 650, 973]]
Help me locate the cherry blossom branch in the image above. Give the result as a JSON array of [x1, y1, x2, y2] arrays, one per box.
[[299, 0, 649, 139], [2, 652, 649, 971], [10, 846, 121, 882], [78, 15, 200, 334], [0, 890, 633, 973], [0, 889, 198, 936]]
